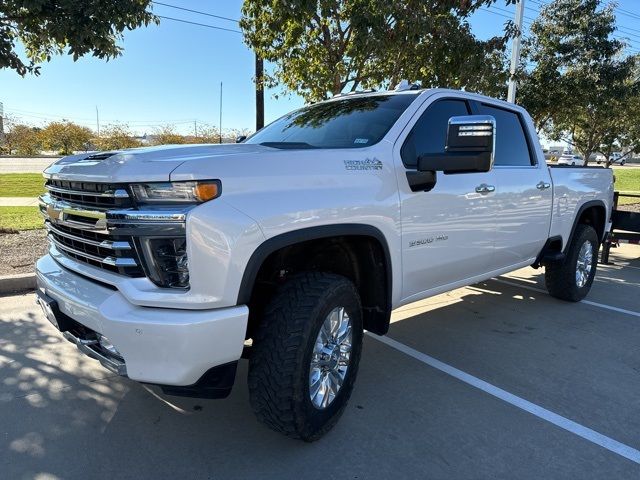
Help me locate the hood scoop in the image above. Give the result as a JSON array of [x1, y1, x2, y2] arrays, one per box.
[[82, 152, 120, 161]]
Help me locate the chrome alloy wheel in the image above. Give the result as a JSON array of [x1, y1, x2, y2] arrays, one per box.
[[309, 306, 353, 410], [575, 240, 594, 288]]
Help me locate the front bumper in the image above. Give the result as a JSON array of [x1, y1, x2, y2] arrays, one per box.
[[36, 254, 249, 387]]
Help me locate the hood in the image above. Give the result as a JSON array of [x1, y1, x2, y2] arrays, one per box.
[[43, 143, 273, 183]]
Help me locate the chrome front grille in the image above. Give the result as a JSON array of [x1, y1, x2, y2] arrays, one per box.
[[40, 180, 189, 285], [45, 222, 143, 275], [40, 181, 144, 277], [45, 179, 132, 209]]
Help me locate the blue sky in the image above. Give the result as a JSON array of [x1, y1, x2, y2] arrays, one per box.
[[1, 0, 639, 135]]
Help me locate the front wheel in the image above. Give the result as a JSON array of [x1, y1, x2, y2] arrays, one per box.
[[545, 224, 599, 302], [248, 272, 363, 441]]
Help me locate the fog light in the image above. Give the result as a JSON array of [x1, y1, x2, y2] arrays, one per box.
[[140, 237, 189, 288], [98, 335, 123, 359]]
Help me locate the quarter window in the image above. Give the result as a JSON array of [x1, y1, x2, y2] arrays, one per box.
[[401, 99, 469, 168], [477, 104, 533, 166]]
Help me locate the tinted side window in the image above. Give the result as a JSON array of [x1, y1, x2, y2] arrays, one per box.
[[477, 104, 533, 166], [401, 100, 469, 168]]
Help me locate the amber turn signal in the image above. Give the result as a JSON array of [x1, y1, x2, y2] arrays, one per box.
[[194, 181, 221, 202]]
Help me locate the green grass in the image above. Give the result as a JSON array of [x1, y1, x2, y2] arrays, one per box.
[[0, 173, 46, 197], [0, 207, 43, 232], [613, 168, 640, 205]]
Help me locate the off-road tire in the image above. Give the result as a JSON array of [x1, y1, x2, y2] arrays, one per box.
[[248, 272, 363, 441], [545, 224, 599, 302]]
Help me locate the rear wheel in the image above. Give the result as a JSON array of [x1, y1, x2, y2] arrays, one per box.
[[248, 272, 363, 441], [545, 224, 599, 302]]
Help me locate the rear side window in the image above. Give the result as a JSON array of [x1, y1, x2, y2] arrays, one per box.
[[477, 104, 533, 166], [401, 99, 469, 168]]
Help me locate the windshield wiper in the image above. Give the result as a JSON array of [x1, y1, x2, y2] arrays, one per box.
[[259, 142, 318, 149]]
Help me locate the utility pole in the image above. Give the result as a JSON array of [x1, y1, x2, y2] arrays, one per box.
[[0, 102, 4, 141], [194, 120, 198, 139], [96, 106, 100, 136], [507, 0, 525, 103], [219, 82, 223, 144], [255, 54, 264, 131]]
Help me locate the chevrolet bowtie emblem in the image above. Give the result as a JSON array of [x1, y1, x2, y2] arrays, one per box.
[[46, 203, 64, 221]]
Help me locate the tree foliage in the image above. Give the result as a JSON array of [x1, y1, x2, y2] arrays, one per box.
[[152, 125, 186, 145], [0, 0, 157, 75], [95, 124, 142, 151], [241, 0, 512, 102], [518, 0, 639, 165], [188, 124, 221, 144], [1, 116, 42, 155], [40, 121, 92, 155]]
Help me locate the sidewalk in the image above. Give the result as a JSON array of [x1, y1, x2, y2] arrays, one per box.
[[0, 197, 40, 207], [0, 157, 59, 173]]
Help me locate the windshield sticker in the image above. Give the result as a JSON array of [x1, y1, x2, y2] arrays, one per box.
[[354, 138, 369, 144], [344, 158, 383, 171]]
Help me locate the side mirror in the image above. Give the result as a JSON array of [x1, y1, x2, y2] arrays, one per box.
[[236, 135, 247, 143], [418, 115, 495, 174]]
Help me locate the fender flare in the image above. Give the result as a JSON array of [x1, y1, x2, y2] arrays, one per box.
[[564, 199, 607, 252], [236, 224, 393, 331]]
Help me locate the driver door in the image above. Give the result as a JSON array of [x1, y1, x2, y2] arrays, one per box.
[[395, 98, 497, 303]]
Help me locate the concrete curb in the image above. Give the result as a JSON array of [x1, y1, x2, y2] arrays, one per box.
[[0, 272, 36, 295]]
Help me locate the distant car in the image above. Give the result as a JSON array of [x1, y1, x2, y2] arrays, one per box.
[[558, 154, 583, 166], [596, 152, 626, 165]]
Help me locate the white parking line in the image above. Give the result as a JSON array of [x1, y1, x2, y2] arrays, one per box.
[[368, 333, 640, 465], [492, 278, 640, 319]]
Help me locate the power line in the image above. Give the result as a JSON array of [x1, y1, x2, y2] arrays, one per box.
[[3, 107, 200, 124], [157, 15, 242, 34], [617, 26, 640, 41], [153, 1, 240, 24], [616, 7, 640, 22], [488, 4, 536, 24]]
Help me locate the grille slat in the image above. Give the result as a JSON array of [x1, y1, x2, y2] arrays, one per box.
[[43, 181, 143, 277], [46, 180, 132, 209]]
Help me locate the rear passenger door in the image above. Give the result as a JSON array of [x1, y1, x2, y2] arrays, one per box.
[[474, 102, 553, 268]]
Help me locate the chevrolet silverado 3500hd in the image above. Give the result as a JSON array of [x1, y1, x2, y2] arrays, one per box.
[[36, 88, 614, 441]]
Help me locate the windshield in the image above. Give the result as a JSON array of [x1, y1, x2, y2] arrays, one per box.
[[245, 93, 420, 149]]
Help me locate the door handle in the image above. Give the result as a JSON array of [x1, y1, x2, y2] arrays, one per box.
[[536, 181, 551, 190], [475, 184, 495, 194]]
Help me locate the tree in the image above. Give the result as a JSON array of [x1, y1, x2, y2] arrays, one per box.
[[40, 121, 93, 155], [518, 0, 638, 165], [0, 1, 157, 76], [96, 124, 142, 151], [5, 124, 42, 155], [152, 125, 186, 145], [241, 0, 511, 102], [187, 124, 221, 144], [1, 115, 43, 155]]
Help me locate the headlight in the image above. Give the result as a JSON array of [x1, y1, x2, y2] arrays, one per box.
[[130, 180, 220, 205]]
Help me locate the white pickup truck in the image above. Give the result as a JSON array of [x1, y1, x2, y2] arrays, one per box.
[[36, 88, 614, 441]]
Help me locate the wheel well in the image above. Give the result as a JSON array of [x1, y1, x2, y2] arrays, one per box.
[[577, 204, 606, 243], [244, 235, 391, 339]]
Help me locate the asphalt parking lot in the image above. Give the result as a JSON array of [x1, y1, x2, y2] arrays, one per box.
[[1, 245, 639, 480]]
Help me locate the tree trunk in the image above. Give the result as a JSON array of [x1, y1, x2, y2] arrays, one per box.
[[333, 73, 342, 96]]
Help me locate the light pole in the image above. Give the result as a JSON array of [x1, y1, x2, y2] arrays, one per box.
[[507, 0, 526, 103]]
